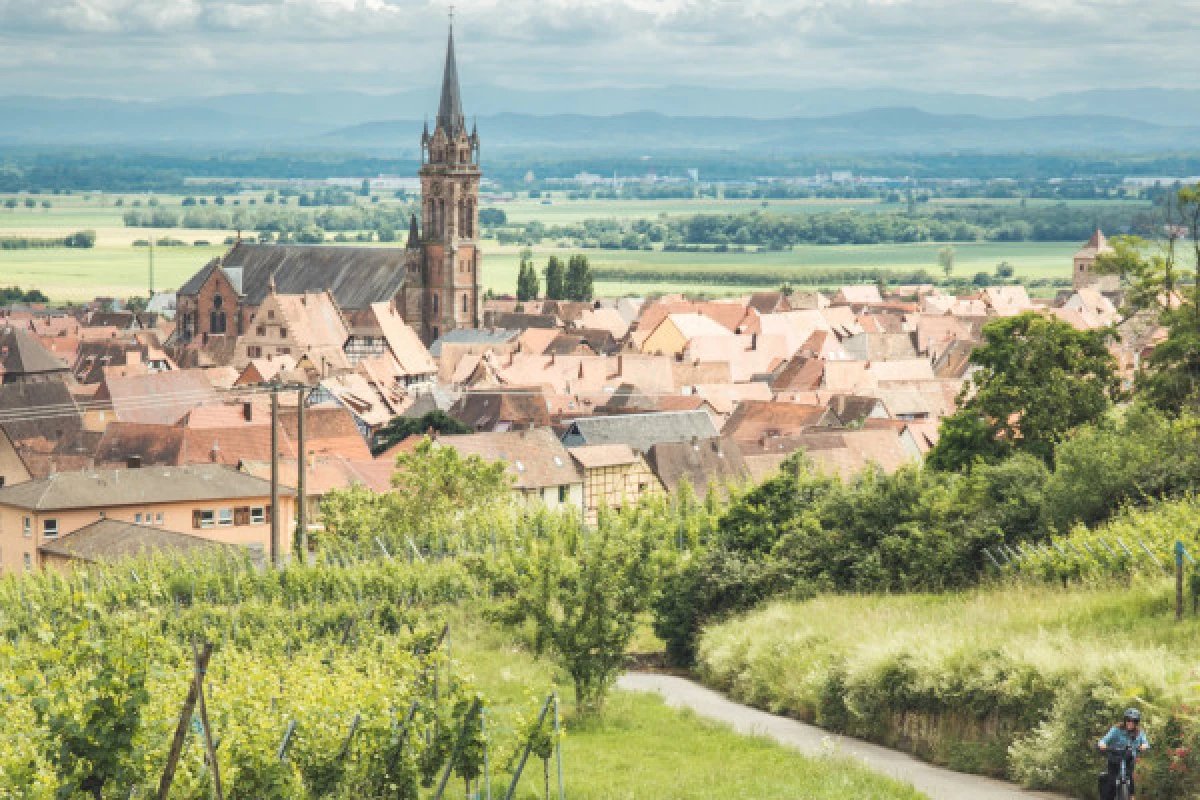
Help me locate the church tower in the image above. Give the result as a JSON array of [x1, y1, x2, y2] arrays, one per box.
[[401, 23, 482, 345]]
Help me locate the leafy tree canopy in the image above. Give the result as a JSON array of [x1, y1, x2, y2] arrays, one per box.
[[927, 312, 1121, 471]]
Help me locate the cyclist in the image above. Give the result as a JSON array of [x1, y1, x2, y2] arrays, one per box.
[[1098, 708, 1150, 798]]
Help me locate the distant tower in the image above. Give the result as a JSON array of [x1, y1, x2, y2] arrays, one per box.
[[1073, 229, 1119, 292], [401, 22, 482, 345]]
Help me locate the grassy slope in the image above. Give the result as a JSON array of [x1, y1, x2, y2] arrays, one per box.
[[0, 192, 1116, 302], [452, 611, 927, 800]]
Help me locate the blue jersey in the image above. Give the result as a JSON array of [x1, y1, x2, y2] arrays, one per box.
[[1100, 726, 1149, 759]]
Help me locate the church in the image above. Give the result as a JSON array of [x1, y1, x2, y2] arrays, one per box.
[[175, 24, 482, 348]]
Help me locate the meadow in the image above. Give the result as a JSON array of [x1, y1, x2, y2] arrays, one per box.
[[0, 191, 1091, 301]]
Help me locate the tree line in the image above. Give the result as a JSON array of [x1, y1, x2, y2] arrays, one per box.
[[0, 230, 95, 249], [516, 251, 594, 303]]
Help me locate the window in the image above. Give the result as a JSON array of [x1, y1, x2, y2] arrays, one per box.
[[462, 294, 468, 313], [155, 512, 163, 525], [432, 294, 439, 314], [23, 553, 32, 573], [234, 507, 249, 526], [268, 310, 275, 320], [248, 346, 262, 359], [250, 507, 266, 525], [194, 510, 216, 529], [279, 328, 288, 339], [257, 326, 266, 336], [134, 513, 143, 524], [558, 485, 569, 503], [279, 347, 291, 356], [42, 519, 57, 538], [23, 517, 30, 538], [218, 508, 234, 527], [213, 294, 223, 310]]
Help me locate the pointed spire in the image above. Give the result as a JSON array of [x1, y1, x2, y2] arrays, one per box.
[[268, 270, 277, 294], [437, 23, 464, 136], [407, 213, 420, 248]]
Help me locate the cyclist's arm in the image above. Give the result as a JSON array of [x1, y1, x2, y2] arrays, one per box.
[[1098, 727, 1119, 750], [1137, 732, 1149, 752]]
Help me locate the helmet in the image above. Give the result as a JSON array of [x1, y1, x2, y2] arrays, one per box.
[[1123, 708, 1142, 724]]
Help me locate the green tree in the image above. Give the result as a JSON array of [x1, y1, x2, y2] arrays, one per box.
[[544, 256, 566, 300], [516, 249, 539, 302], [388, 438, 512, 534], [995, 261, 1015, 279], [927, 312, 1121, 471], [938, 245, 956, 277], [564, 254, 594, 302], [372, 410, 472, 455], [499, 512, 657, 711]]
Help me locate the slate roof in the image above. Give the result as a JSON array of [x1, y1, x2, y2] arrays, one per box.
[[451, 389, 552, 431], [561, 410, 719, 453], [429, 328, 518, 357], [0, 464, 292, 511], [179, 243, 408, 310], [0, 326, 69, 378], [38, 518, 242, 564], [437, 25, 465, 136]]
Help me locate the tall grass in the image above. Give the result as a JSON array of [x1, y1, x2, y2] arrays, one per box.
[[698, 581, 1195, 796]]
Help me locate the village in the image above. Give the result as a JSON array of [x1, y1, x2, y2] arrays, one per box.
[[0, 222, 1147, 573]]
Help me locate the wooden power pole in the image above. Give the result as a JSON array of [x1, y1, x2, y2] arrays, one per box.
[[296, 387, 307, 561], [270, 389, 280, 566]]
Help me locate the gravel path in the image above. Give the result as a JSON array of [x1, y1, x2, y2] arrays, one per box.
[[617, 672, 1068, 800]]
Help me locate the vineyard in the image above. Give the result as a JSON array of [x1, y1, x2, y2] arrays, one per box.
[[0, 554, 564, 800]]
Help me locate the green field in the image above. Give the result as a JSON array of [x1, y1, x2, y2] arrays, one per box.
[[0, 191, 1114, 301]]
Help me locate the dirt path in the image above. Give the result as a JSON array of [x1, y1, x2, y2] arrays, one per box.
[[617, 673, 1067, 800]]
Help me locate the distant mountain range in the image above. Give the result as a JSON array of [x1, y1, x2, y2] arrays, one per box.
[[1, 86, 1198, 152]]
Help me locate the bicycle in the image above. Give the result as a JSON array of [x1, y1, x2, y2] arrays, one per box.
[[1100, 744, 1136, 800]]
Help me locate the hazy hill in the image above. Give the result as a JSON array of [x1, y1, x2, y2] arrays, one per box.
[[1, 86, 1198, 151]]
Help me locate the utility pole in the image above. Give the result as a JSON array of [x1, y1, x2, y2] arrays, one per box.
[[148, 234, 155, 296], [270, 389, 280, 566], [296, 387, 307, 561]]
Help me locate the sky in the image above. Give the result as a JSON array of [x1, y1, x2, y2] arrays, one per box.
[[0, 0, 1197, 100]]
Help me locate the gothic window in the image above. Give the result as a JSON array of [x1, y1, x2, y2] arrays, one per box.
[[213, 294, 223, 310], [432, 294, 439, 314], [210, 311, 227, 334], [461, 293, 468, 313]]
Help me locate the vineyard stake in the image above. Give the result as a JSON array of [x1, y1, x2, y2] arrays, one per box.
[[553, 693, 564, 800], [1177, 540, 1185, 622], [504, 695, 554, 800], [277, 720, 298, 762], [433, 696, 483, 800], [157, 642, 214, 800], [192, 642, 224, 800]]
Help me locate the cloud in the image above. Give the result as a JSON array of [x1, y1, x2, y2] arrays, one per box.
[[0, 0, 1197, 99]]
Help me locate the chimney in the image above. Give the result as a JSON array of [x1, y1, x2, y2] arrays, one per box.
[[751, 333, 758, 351], [243, 401, 253, 422], [210, 440, 220, 463], [126, 349, 142, 366]]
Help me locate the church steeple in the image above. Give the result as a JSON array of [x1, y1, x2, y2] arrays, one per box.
[[406, 213, 420, 249], [436, 24, 464, 137]]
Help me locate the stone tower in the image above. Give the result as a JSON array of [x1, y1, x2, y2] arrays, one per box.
[[1073, 229, 1119, 293], [401, 24, 482, 345]]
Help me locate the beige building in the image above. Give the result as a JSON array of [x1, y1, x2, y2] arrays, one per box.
[[0, 464, 296, 574], [236, 288, 350, 374], [640, 313, 733, 358], [569, 444, 662, 523], [436, 428, 585, 514]]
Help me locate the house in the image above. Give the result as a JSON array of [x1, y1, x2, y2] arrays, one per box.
[[94, 368, 220, 426], [437, 429, 584, 513], [640, 313, 735, 357], [38, 518, 242, 571], [568, 444, 662, 522], [449, 388, 553, 431], [0, 380, 93, 481], [643, 436, 750, 496], [236, 288, 350, 374], [979, 286, 1032, 317], [0, 463, 296, 573], [722, 400, 840, 444], [239, 455, 394, 530], [0, 326, 70, 385], [343, 302, 437, 387], [832, 285, 884, 306], [561, 410, 720, 453]]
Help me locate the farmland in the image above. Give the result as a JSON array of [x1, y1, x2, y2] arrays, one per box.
[[0, 191, 1100, 301]]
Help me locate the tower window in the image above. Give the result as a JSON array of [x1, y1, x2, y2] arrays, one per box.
[[462, 294, 468, 313], [432, 294, 439, 313]]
